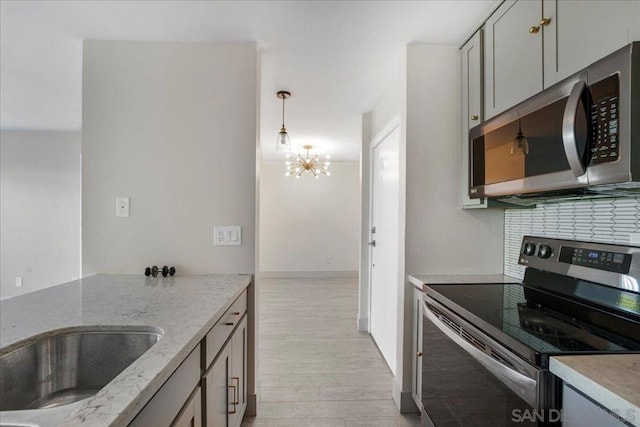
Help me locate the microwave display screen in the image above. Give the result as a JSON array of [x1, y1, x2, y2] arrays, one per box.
[[472, 96, 587, 186]]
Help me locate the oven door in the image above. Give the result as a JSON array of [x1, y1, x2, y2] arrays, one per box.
[[422, 296, 557, 426]]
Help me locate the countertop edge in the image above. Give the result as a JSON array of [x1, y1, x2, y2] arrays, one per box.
[[550, 356, 640, 427], [408, 273, 521, 289]]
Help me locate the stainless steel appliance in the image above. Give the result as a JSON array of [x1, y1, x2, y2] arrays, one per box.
[[421, 237, 640, 426], [469, 42, 640, 202]]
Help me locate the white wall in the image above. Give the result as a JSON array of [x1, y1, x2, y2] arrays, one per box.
[[259, 161, 359, 275], [0, 130, 81, 298], [405, 45, 504, 275], [398, 45, 505, 410], [360, 48, 408, 393], [82, 41, 257, 275]]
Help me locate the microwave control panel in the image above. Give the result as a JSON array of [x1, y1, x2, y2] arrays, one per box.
[[589, 74, 619, 165]]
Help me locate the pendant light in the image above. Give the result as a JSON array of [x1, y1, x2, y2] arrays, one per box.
[[276, 91, 292, 152], [510, 119, 530, 156]]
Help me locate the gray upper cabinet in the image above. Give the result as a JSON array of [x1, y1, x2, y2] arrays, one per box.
[[542, 0, 640, 87], [461, 30, 487, 208], [485, 0, 543, 119], [484, 0, 640, 119]]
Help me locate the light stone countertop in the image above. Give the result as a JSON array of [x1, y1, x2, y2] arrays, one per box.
[[408, 273, 520, 290], [550, 355, 640, 427], [0, 274, 252, 427]]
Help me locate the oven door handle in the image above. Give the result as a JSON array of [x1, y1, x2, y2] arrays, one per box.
[[562, 80, 588, 177], [424, 304, 538, 408]]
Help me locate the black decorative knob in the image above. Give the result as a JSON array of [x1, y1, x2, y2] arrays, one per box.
[[538, 245, 553, 259], [523, 243, 536, 256]]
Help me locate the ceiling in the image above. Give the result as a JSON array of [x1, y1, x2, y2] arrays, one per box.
[[0, 0, 495, 161]]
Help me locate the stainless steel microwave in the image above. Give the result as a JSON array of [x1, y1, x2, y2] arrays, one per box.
[[469, 42, 640, 202]]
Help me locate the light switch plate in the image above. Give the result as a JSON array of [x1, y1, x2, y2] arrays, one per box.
[[116, 197, 130, 217], [213, 226, 242, 246]]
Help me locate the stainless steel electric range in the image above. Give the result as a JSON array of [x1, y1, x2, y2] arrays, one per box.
[[421, 236, 640, 426]]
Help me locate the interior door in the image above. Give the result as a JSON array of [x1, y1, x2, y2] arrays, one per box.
[[369, 125, 400, 375]]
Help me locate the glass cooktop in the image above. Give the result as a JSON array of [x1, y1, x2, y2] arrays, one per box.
[[426, 283, 640, 359]]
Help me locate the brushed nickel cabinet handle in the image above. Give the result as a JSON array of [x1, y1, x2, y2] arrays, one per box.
[[229, 384, 237, 414], [232, 377, 240, 404], [417, 351, 423, 357]]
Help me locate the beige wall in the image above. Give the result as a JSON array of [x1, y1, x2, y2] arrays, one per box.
[[82, 41, 258, 275], [259, 161, 359, 274], [1, 130, 81, 298]]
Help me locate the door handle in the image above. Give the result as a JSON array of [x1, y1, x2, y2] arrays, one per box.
[[229, 384, 237, 414], [368, 240, 376, 247], [562, 80, 588, 177]]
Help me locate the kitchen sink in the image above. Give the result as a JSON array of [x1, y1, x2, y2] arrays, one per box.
[[0, 326, 162, 411]]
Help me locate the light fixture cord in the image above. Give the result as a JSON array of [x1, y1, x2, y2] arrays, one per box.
[[282, 95, 285, 128]]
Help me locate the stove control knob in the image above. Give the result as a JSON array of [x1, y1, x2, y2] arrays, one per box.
[[538, 245, 553, 259], [523, 243, 536, 256]]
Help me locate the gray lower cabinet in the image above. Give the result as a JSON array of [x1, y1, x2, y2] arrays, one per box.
[[411, 286, 423, 408], [130, 344, 202, 426], [203, 314, 248, 427], [562, 384, 631, 427], [130, 288, 249, 427], [172, 387, 202, 427]]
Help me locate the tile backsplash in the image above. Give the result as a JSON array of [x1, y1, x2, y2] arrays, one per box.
[[504, 197, 640, 279]]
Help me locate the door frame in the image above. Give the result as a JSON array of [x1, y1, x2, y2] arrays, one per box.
[[364, 118, 401, 333]]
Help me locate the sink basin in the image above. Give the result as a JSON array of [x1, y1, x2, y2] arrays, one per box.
[[0, 326, 162, 411]]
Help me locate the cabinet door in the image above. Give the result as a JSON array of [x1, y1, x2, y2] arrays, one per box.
[[411, 287, 423, 407], [204, 344, 231, 427], [461, 30, 487, 209], [485, 0, 543, 118], [563, 384, 630, 427], [543, 0, 640, 87], [229, 316, 247, 427], [171, 386, 202, 427]]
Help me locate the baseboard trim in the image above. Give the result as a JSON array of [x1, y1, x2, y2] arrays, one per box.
[[246, 393, 257, 416], [392, 377, 418, 413], [258, 270, 358, 279], [357, 316, 369, 332]]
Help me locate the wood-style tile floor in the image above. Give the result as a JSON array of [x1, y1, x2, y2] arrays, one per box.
[[241, 277, 421, 427]]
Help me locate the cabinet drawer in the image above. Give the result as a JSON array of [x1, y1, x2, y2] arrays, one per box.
[[204, 289, 247, 368], [130, 344, 201, 426]]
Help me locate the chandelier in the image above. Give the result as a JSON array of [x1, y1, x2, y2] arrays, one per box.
[[285, 145, 331, 179]]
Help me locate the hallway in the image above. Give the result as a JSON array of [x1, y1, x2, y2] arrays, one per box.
[[242, 277, 420, 426]]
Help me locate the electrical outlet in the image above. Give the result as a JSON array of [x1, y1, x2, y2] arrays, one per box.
[[116, 197, 130, 217], [213, 226, 242, 246], [15, 276, 23, 287]]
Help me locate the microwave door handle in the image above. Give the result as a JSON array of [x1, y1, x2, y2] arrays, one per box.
[[424, 304, 538, 408], [562, 80, 588, 177]]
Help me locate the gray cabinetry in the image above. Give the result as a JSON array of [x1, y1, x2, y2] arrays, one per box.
[[203, 291, 248, 427], [172, 387, 202, 427], [563, 384, 630, 427], [484, 0, 640, 119], [130, 345, 202, 427], [460, 30, 487, 209], [411, 286, 423, 408], [484, 0, 543, 119], [542, 0, 640, 87]]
